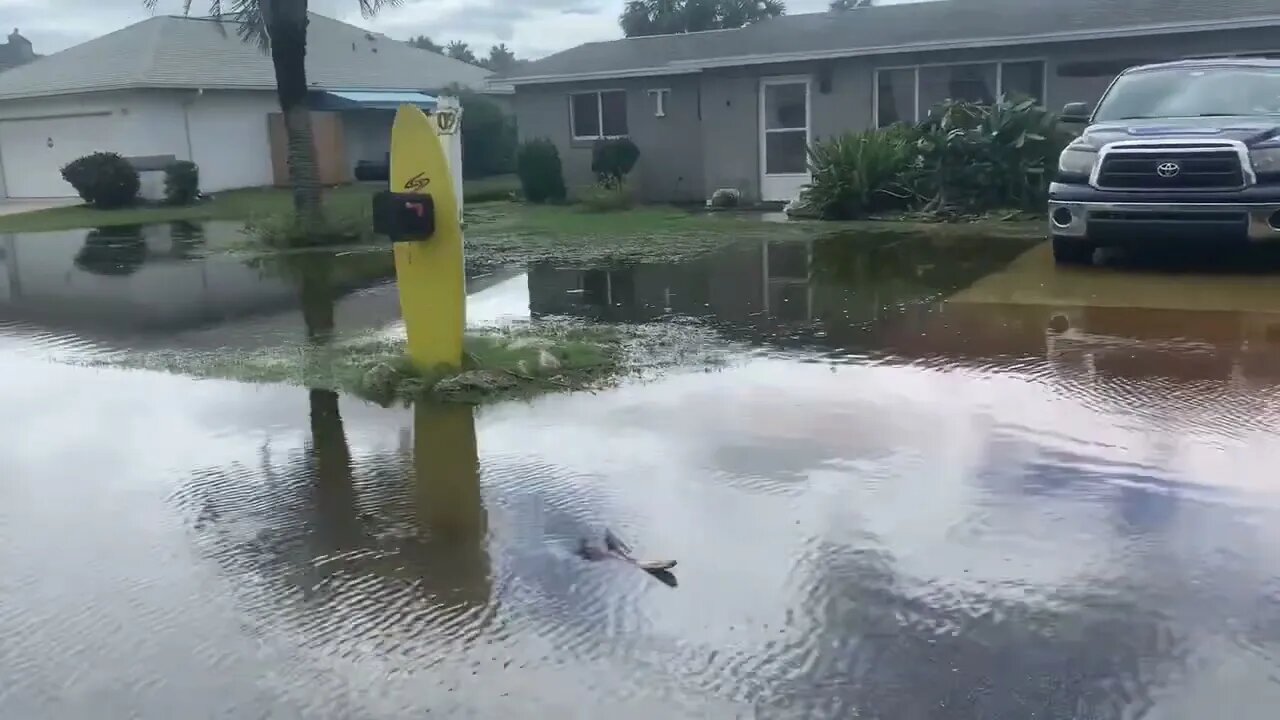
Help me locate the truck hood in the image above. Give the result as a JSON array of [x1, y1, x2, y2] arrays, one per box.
[[1081, 117, 1280, 148]]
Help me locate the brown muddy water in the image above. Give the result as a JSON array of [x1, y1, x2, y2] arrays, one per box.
[[4, 222, 1280, 719]]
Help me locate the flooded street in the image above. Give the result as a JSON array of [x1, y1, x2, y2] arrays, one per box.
[[5, 222, 1280, 718]]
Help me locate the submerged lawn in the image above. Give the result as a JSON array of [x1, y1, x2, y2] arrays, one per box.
[[89, 322, 730, 405]]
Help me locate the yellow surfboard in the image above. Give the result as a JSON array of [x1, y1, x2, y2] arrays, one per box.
[[389, 103, 465, 371]]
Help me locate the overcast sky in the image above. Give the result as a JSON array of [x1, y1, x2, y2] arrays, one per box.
[[1, 0, 919, 62]]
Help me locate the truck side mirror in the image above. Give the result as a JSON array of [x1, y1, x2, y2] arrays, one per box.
[[1060, 102, 1091, 124], [373, 191, 436, 242]]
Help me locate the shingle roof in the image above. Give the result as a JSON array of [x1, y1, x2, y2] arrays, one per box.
[[0, 13, 493, 101], [506, 0, 1280, 83]]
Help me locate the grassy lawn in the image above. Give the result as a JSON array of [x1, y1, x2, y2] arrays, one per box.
[[0, 176, 519, 234]]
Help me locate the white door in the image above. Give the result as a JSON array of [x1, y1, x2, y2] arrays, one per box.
[[759, 77, 811, 203], [0, 114, 117, 198]]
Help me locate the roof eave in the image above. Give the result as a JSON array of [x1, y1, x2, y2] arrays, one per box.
[[508, 14, 1280, 86]]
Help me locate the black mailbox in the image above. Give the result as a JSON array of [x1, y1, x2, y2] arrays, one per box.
[[372, 191, 436, 242]]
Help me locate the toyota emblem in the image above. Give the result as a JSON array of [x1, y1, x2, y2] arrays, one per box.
[[1156, 162, 1181, 178]]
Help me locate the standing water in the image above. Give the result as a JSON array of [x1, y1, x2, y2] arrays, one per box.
[[3, 222, 1280, 718]]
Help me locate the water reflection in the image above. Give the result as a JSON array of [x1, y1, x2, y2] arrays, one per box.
[[73, 225, 148, 276]]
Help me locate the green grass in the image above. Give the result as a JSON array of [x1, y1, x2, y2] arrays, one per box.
[[0, 176, 520, 234], [87, 322, 730, 405]]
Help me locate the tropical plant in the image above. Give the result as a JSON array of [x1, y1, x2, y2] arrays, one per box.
[[516, 139, 568, 204], [407, 35, 441, 53], [801, 130, 913, 219], [454, 90, 518, 178], [913, 97, 1069, 212], [486, 44, 517, 73], [164, 160, 201, 205], [446, 41, 477, 65], [591, 138, 641, 189], [147, 0, 402, 228], [619, 0, 785, 37], [60, 152, 141, 209], [829, 0, 873, 9]]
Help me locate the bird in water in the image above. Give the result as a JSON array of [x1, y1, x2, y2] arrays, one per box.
[[577, 529, 678, 587]]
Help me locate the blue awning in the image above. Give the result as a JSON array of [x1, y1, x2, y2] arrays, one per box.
[[314, 90, 438, 111]]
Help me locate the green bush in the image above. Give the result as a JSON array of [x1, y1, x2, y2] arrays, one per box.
[[60, 152, 140, 209], [459, 93, 518, 178], [801, 130, 914, 219], [164, 160, 200, 206], [914, 97, 1069, 213], [516, 139, 567, 204], [578, 184, 636, 212], [591, 138, 640, 189]]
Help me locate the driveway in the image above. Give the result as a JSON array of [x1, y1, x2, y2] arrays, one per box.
[[0, 198, 79, 216]]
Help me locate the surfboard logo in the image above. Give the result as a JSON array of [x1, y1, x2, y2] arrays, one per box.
[[434, 109, 460, 135], [404, 172, 431, 191]]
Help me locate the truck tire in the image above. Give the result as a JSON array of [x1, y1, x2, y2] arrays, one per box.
[[1052, 236, 1095, 265]]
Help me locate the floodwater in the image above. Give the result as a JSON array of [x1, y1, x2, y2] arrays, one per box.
[[4, 221, 1280, 719]]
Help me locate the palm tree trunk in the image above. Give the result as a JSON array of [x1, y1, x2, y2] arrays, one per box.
[[265, 4, 324, 227]]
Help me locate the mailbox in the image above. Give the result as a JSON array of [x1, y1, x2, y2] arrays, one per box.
[[372, 191, 436, 242]]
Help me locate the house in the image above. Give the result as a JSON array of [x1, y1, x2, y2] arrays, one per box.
[[503, 0, 1280, 204], [0, 13, 494, 200], [0, 29, 37, 72]]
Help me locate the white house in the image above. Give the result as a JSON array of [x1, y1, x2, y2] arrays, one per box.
[[0, 12, 495, 200]]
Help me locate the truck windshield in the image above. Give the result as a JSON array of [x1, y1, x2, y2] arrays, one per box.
[[1093, 66, 1280, 121]]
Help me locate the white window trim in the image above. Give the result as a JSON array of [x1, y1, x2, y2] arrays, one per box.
[[569, 89, 629, 141], [647, 88, 671, 117], [872, 57, 1049, 128], [759, 75, 812, 178]]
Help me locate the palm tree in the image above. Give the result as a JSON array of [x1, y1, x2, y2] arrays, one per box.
[[146, 0, 402, 227], [619, 0, 785, 37], [485, 43, 517, 73], [445, 40, 477, 65], [829, 0, 873, 9]]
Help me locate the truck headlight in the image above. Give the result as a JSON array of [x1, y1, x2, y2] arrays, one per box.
[[1058, 145, 1099, 177], [1251, 146, 1280, 176]]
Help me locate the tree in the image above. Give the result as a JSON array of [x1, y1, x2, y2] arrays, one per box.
[[619, 0, 785, 37], [407, 34, 442, 53], [445, 40, 477, 64], [485, 43, 516, 73], [829, 0, 873, 9], [148, 0, 401, 228]]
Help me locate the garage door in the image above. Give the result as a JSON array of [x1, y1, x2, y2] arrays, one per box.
[[0, 114, 117, 198]]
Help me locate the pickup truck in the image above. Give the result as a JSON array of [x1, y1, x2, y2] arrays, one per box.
[[1048, 58, 1280, 264]]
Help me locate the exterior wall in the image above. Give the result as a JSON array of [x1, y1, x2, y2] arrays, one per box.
[[512, 75, 704, 202], [0, 89, 280, 198], [343, 109, 394, 165], [512, 26, 1280, 206], [185, 90, 278, 192]]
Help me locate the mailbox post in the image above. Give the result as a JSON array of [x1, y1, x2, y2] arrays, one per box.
[[372, 104, 465, 371]]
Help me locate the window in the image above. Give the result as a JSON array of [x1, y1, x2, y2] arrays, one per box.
[[874, 60, 1047, 127], [648, 88, 671, 117], [763, 80, 809, 175], [1001, 60, 1045, 103], [877, 68, 917, 126], [570, 90, 628, 139]]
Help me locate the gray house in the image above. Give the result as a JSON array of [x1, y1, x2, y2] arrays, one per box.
[[503, 0, 1280, 204]]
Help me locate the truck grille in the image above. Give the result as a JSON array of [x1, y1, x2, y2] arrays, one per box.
[[1095, 147, 1245, 190]]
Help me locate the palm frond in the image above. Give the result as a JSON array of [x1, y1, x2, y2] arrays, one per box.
[[357, 0, 403, 18]]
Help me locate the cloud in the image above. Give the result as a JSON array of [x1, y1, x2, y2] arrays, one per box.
[[8, 0, 908, 61]]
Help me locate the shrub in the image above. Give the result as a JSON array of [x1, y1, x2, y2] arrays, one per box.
[[60, 152, 140, 209], [516, 139, 567, 204], [801, 130, 914, 219], [578, 184, 635, 212], [591, 138, 641, 189], [243, 209, 371, 249], [458, 93, 518, 179], [914, 97, 1069, 213], [164, 160, 200, 206]]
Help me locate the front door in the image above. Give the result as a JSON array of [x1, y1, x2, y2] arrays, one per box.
[[759, 77, 811, 203]]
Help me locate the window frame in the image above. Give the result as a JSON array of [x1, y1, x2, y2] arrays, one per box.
[[569, 89, 629, 141], [872, 57, 1049, 128], [759, 75, 813, 178]]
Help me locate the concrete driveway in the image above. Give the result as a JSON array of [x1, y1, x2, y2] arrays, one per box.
[[0, 198, 79, 216]]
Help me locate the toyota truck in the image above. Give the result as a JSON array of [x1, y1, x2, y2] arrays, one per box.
[[1048, 57, 1280, 264]]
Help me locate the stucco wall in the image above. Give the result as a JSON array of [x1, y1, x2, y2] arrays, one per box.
[[513, 75, 704, 202], [184, 90, 279, 192], [513, 26, 1280, 205]]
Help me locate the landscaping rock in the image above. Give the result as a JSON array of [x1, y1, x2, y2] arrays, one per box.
[[707, 188, 741, 209]]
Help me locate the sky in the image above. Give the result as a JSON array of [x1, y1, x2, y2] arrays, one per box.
[[0, 0, 920, 62]]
